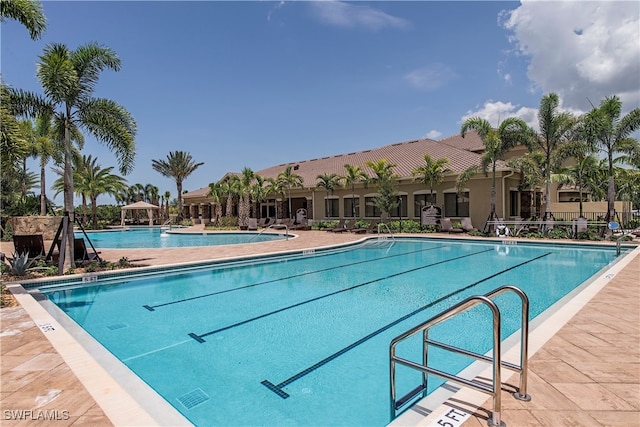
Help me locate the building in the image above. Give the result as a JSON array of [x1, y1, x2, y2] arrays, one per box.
[[182, 130, 626, 229]]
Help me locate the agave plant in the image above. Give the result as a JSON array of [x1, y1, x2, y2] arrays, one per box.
[[4, 252, 48, 276]]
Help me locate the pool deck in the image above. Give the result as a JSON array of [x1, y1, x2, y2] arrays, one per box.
[[1, 228, 638, 426]]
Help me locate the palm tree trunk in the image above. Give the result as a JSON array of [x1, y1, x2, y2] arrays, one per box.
[[92, 197, 98, 229], [40, 165, 47, 215], [63, 111, 75, 268], [177, 181, 183, 220]]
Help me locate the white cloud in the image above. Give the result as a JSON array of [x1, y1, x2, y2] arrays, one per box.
[[461, 100, 539, 131], [404, 63, 457, 91], [425, 130, 442, 140], [308, 1, 410, 30], [500, 1, 640, 110]]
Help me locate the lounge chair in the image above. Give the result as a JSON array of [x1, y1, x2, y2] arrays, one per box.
[[247, 218, 258, 231], [257, 218, 271, 228], [332, 219, 355, 233], [291, 219, 311, 231], [440, 218, 464, 234], [73, 238, 100, 263], [461, 217, 477, 232], [352, 219, 378, 234], [13, 234, 47, 257], [326, 219, 346, 232], [271, 218, 294, 230]]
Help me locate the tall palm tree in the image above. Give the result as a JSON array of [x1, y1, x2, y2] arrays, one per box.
[[237, 167, 255, 226], [25, 114, 63, 215], [461, 116, 532, 218], [506, 151, 545, 218], [1, 85, 30, 177], [365, 159, 397, 218], [265, 177, 286, 219], [250, 175, 269, 219], [412, 154, 450, 206], [316, 173, 341, 218], [276, 166, 304, 219], [53, 155, 126, 229], [0, 0, 47, 40], [342, 164, 368, 218], [552, 154, 601, 218], [582, 95, 640, 220], [208, 182, 224, 224], [163, 190, 171, 221], [528, 93, 577, 218], [10, 42, 136, 268], [151, 151, 203, 221]]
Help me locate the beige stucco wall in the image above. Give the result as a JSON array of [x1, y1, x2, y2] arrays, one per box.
[[10, 216, 63, 240]]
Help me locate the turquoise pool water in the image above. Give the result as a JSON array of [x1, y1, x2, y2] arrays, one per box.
[[41, 238, 626, 426], [79, 227, 289, 248]]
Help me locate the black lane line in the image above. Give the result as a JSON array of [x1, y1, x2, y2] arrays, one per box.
[[143, 245, 447, 311], [188, 249, 494, 342], [261, 252, 551, 398]]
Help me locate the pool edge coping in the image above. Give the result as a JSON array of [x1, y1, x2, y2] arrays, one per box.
[[6, 236, 638, 427], [388, 243, 640, 426]]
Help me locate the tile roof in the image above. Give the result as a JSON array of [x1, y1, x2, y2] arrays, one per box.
[[185, 130, 509, 197], [254, 131, 501, 188]]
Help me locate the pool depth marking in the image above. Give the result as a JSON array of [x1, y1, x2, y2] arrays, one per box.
[[261, 252, 551, 399], [188, 248, 494, 343], [143, 245, 447, 311]]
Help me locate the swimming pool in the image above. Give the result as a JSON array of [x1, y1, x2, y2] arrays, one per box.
[[79, 227, 290, 248], [39, 238, 628, 426]]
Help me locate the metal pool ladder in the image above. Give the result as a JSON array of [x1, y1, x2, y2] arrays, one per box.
[[389, 285, 532, 427]]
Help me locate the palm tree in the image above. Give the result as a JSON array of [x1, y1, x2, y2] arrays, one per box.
[[151, 151, 203, 221], [208, 182, 224, 224], [461, 116, 533, 218], [528, 93, 577, 218], [10, 42, 136, 268], [277, 166, 304, 219], [412, 154, 450, 206], [163, 190, 171, 221], [553, 156, 602, 218], [26, 114, 61, 215], [53, 155, 126, 229], [342, 164, 368, 218], [506, 151, 545, 219], [237, 167, 255, 227], [0, 0, 47, 40], [365, 159, 397, 219], [316, 173, 341, 218], [582, 95, 640, 221], [265, 177, 286, 219], [250, 175, 269, 219]]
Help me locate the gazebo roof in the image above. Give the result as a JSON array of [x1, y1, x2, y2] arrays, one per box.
[[121, 201, 159, 210]]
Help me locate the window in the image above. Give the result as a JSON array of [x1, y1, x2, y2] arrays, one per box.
[[390, 195, 408, 218], [344, 197, 360, 217], [261, 199, 276, 218], [444, 192, 469, 217], [327, 199, 339, 218], [510, 191, 519, 217], [364, 197, 381, 217], [414, 194, 437, 217]]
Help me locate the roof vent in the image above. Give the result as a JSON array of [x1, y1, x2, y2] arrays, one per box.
[[293, 164, 299, 170]]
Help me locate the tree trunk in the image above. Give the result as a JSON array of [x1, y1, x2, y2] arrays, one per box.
[[92, 197, 98, 230], [40, 165, 47, 215], [63, 111, 75, 268]]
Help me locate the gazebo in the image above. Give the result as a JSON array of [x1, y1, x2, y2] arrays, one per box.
[[120, 201, 160, 226]]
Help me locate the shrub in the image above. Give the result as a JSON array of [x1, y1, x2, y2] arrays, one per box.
[[4, 252, 49, 276], [546, 228, 568, 239]]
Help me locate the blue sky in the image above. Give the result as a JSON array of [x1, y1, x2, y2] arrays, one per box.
[[2, 1, 638, 205]]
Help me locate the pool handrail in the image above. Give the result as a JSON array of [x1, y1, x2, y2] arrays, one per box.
[[249, 223, 289, 242], [389, 285, 531, 426]]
